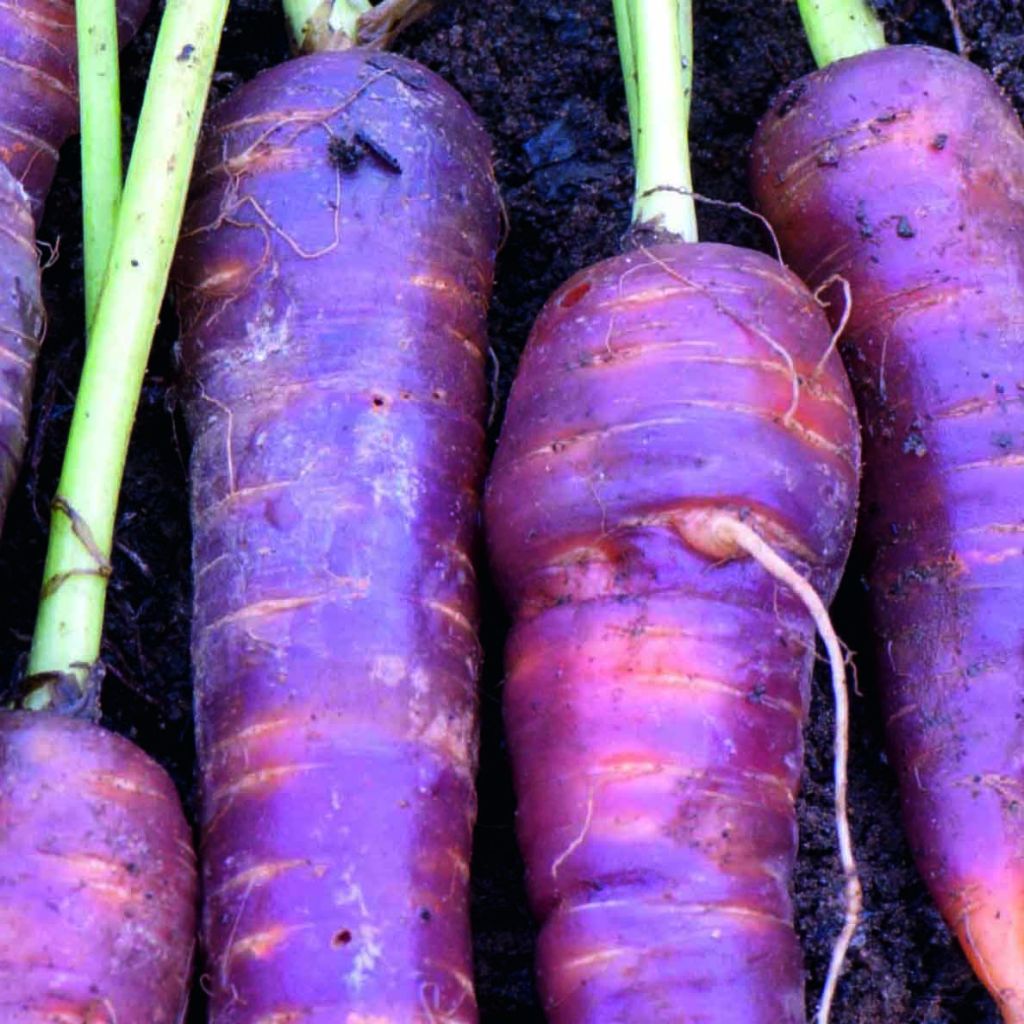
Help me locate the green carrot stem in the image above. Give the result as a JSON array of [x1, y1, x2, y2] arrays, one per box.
[[796, 0, 886, 68], [281, 0, 317, 53], [614, 0, 698, 243], [24, 0, 230, 710], [77, 0, 123, 330], [612, 0, 638, 156]]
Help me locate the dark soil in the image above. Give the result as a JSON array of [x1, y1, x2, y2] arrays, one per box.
[[1, 1, 1021, 1021]]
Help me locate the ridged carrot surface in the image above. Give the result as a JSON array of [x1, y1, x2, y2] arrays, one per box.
[[486, 241, 860, 1022], [0, 711, 197, 1023], [752, 44, 1024, 1022], [175, 49, 500, 1023]]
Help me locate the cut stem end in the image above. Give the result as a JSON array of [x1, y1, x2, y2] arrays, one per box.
[[283, 0, 437, 54]]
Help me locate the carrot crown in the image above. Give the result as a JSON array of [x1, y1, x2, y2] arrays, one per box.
[[284, 0, 439, 55]]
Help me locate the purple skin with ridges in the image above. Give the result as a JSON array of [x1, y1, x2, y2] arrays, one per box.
[[173, 49, 500, 1023], [0, 711, 197, 1023], [0, 163, 43, 531], [0, 0, 150, 223], [751, 44, 1024, 1023], [485, 242, 860, 1023]]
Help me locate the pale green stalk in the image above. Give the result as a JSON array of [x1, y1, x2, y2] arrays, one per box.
[[797, 0, 886, 68], [612, 0, 638, 155], [613, 0, 697, 243], [25, 0, 230, 708], [77, 0, 123, 330]]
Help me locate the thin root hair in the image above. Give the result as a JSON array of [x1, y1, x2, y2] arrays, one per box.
[[812, 275, 853, 378], [709, 513, 861, 1024], [636, 184, 784, 264]]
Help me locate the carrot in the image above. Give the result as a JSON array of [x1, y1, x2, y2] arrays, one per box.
[[484, 1, 862, 1021], [3, 0, 231, 1017], [751, 3, 1024, 1020], [172, 2, 500, 1019], [0, 710, 197, 1023]]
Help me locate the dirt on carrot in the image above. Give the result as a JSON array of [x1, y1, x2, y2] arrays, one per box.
[[0, 1, 1020, 1022]]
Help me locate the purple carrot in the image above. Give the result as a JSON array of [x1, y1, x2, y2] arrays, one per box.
[[753, 38, 1024, 1022], [486, 242, 860, 1023], [483, 1, 864, 1020], [0, 711, 196, 1023], [174, 41, 500, 1023]]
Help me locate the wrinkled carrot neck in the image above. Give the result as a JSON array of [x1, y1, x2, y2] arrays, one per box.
[[614, 0, 698, 245], [796, 0, 886, 68]]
